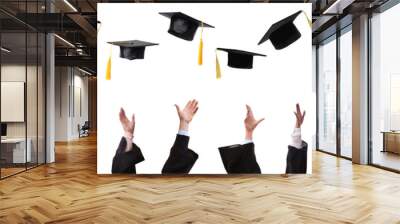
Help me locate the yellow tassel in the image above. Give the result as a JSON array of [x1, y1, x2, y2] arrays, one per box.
[[198, 22, 204, 65], [302, 10, 312, 28], [198, 37, 203, 65], [216, 50, 221, 79], [106, 50, 112, 80]]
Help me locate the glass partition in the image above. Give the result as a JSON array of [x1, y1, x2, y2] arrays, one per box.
[[371, 3, 400, 171], [38, 32, 45, 165], [317, 35, 337, 154], [1, 31, 28, 177], [339, 28, 352, 158], [27, 31, 38, 169], [0, 1, 46, 179]]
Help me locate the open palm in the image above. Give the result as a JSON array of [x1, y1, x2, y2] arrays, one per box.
[[175, 100, 199, 123], [119, 108, 135, 135], [294, 103, 306, 128], [244, 105, 264, 132]]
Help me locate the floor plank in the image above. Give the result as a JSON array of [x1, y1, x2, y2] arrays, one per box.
[[0, 134, 400, 223]]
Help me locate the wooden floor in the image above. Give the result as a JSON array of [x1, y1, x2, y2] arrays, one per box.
[[1, 167, 26, 178], [1, 135, 400, 224], [372, 151, 400, 171], [1, 163, 43, 178]]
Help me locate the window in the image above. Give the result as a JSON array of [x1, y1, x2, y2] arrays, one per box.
[[339, 28, 352, 158], [370, 3, 400, 171], [318, 36, 337, 154]]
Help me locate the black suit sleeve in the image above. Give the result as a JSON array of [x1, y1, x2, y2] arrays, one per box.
[[162, 134, 198, 174], [285, 141, 308, 174], [218, 143, 261, 174], [111, 137, 145, 174]]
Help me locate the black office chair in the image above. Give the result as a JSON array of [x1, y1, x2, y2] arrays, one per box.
[[79, 121, 90, 138]]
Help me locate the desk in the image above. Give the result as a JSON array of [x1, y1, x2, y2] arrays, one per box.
[[382, 131, 400, 154], [1, 138, 31, 163]]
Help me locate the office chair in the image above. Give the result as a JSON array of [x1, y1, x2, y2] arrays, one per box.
[[79, 121, 90, 138]]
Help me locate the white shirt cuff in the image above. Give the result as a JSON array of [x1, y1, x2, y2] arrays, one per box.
[[243, 139, 253, 145], [290, 127, 302, 149], [177, 130, 189, 137]]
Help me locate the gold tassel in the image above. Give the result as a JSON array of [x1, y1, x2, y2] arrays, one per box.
[[302, 10, 312, 28], [106, 49, 112, 80], [215, 50, 221, 79], [198, 38, 203, 65], [198, 22, 204, 65]]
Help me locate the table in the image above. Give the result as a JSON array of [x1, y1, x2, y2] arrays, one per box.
[[381, 131, 400, 154], [1, 138, 32, 163]]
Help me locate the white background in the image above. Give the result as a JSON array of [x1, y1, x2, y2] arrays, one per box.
[[97, 3, 314, 174]]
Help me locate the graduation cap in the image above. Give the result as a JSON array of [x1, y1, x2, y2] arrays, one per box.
[[160, 12, 215, 66], [108, 40, 158, 60], [258, 10, 312, 50], [214, 48, 266, 79], [216, 48, 266, 69], [159, 12, 214, 41]]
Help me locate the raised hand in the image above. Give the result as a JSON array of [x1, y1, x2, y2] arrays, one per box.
[[119, 107, 135, 138], [244, 105, 265, 140], [294, 103, 306, 128], [175, 99, 199, 131]]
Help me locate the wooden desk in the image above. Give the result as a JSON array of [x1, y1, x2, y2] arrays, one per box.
[[382, 131, 400, 154]]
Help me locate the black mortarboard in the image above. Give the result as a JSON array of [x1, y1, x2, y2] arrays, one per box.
[[107, 40, 158, 60], [258, 10, 306, 50], [216, 48, 266, 69], [159, 12, 214, 41]]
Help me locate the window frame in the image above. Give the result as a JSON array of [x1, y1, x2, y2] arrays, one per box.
[[315, 24, 353, 160]]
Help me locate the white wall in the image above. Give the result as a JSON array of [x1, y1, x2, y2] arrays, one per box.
[[73, 73, 89, 137], [55, 66, 69, 141], [55, 67, 89, 141], [1, 65, 38, 138]]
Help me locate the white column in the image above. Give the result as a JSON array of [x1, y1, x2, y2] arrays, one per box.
[[45, 1, 55, 163], [46, 33, 55, 163]]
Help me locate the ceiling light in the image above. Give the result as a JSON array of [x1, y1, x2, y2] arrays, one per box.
[[323, 0, 355, 15], [1, 47, 11, 53], [54, 34, 75, 48], [78, 67, 93, 76], [63, 0, 78, 12]]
